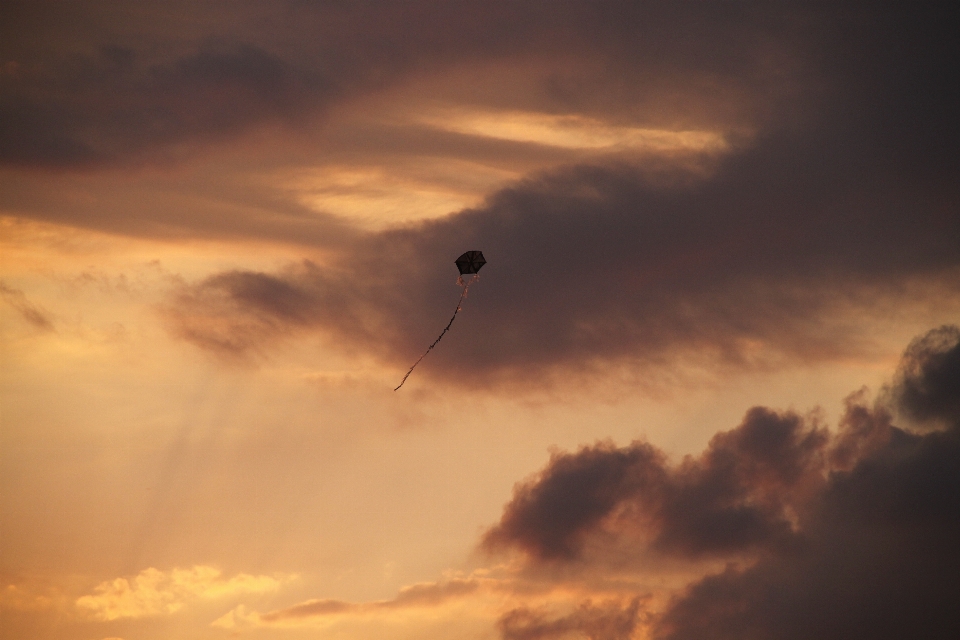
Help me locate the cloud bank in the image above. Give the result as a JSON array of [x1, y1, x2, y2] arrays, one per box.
[[5, 5, 958, 382], [1, 0, 825, 170], [164, 145, 960, 385], [146, 2, 960, 385], [482, 325, 960, 639]]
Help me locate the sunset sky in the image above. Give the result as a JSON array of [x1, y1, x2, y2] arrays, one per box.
[[2, 2, 959, 639]]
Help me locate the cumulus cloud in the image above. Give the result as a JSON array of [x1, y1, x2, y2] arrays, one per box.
[[75, 565, 289, 621], [890, 325, 960, 427], [654, 429, 960, 638], [482, 405, 829, 563], [480, 326, 960, 639]]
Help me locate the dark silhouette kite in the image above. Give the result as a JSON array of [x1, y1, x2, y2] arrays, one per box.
[[455, 250, 486, 278], [395, 251, 486, 390]]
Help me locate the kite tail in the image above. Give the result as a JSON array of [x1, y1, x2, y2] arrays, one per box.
[[394, 275, 479, 391], [457, 273, 479, 288]]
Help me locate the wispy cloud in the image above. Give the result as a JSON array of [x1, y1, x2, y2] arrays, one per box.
[[417, 109, 728, 153], [212, 577, 485, 630], [0, 281, 54, 331]]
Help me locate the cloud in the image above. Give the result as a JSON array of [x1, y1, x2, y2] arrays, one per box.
[[212, 577, 483, 629], [5, 3, 958, 332], [890, 325, 960, 426], [419, 110, 727, 154], [498, 598, 643, 640], [261, 578, 480, 622], [203, 326, 959, 640], [0, 0, 825, 171], [75, 566, 289, 621], [479, 326, 960, 639], [0, 281, 54, 331], [0, 42, 329, 168], [159, 1, 960, 386], [482, 405, 829, 563], [482, 439, 668, 561], [654, 430, 960, 638], [132, 3, 954, 385], [164, 140, 960, 383], [164, 265, 331, 356]]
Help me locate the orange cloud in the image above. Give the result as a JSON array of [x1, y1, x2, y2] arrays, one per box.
[[75, 566, 291, 621]]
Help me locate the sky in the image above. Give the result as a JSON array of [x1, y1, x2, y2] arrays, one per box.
[[1, 2, 959, 639]]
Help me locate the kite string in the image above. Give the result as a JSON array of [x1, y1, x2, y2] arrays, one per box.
[[394, 275, 478, 391]]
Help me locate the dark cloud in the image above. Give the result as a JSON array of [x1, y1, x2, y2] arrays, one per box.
[[498, 598, 643, 640], [5, 2, 942, 170], [0, 42, 329, 168], [153, 4, 960, 384], [482, 440, 667, 561], [483, 327, 960, 639], [11, 1, 944, 380], [164, 140, 960, 382], [826, 388, 895, 471], [656, 407, 828, 557], [483, 406, 828, 562], [654, 423, 960, 639], [890, 325, 960, 426]]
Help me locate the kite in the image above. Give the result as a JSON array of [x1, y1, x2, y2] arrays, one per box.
[[394, 250, 486, 390]]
